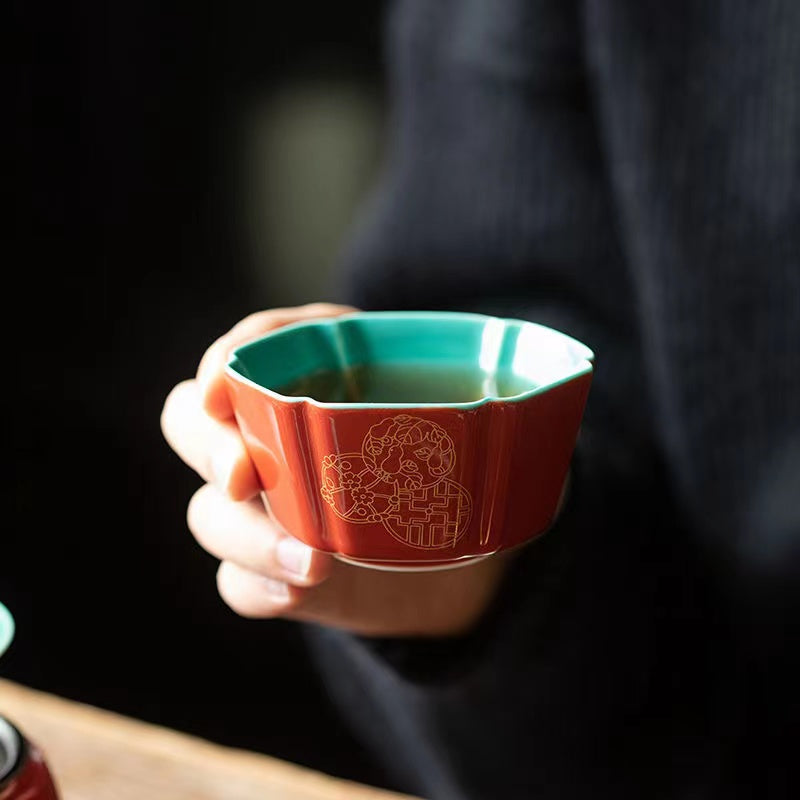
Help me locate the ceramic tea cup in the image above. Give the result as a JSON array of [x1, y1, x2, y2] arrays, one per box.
[[224, 311, 593, 570]]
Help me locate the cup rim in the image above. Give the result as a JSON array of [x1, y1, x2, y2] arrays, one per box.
[[225, 310, 594, 410], [0, 716, 23, 784]]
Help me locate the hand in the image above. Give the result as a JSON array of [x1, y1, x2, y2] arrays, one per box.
[[160, 303, 512, 637]]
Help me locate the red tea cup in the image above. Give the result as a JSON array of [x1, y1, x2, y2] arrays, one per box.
[[225, 311, 593, 570]]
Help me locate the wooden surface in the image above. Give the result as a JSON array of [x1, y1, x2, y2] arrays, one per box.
[[0, 679, 417, 800]]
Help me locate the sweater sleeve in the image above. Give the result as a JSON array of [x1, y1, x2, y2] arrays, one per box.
[[304, 2, 799, 798], [303, 439, 741, 799]]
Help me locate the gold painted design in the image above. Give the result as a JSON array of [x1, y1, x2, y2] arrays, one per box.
[[320, 415, 472, 549]]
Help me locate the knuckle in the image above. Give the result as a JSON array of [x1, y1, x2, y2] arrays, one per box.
[[243, 310, 272, 327], [304, 302, 349, 315], [216, 568, 257, 618], [196, 343, 220, 382], [236, 311, 279, 337], [160, 380, 194, 433], [186, 484, 212, 536]]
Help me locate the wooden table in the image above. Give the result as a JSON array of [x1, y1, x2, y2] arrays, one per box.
[[0, 679, 419, 800]]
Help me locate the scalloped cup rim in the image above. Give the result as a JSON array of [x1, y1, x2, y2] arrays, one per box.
[[225, 310, 595, 410]]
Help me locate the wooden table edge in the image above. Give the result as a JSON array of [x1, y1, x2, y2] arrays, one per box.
[[0, 678, 419, 800]]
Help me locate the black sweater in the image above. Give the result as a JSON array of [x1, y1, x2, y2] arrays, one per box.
[[307, 2, 799, 798]]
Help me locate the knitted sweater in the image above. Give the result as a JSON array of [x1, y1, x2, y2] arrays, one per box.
[[308, 2, 799, 798]]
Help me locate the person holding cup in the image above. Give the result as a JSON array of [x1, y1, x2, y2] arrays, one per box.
[[161, 1, 798, 798]]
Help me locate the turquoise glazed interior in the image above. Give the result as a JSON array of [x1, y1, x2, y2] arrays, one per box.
[[0, 602, 13, 659], [228, 311, 594, 408]]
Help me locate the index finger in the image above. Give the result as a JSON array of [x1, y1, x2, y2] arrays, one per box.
[[197, 303, 357, 420]]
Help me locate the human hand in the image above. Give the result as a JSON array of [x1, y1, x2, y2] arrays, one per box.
[[160, 303, 513, 637]]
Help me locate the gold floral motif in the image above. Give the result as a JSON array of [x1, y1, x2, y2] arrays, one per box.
[[320, 415, 472, 549]]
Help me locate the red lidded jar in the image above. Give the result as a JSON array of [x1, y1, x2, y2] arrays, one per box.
[[0, 716, 59, 800]]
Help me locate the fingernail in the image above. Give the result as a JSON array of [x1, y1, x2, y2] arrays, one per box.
[[276, 537, 313, 578], [263, 578, 290, 601]]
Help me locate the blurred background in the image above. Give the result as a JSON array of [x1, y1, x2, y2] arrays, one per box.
[[5, 0, 394, 789]]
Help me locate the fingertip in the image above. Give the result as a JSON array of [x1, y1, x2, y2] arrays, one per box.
[[209, 434, 258, 500], [226, 456, 261, 502], [216, 561, 303, 618], [201, 373, 235, 420]]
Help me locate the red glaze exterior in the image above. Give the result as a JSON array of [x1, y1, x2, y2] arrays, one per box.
[[0, 729, 59, 800], [225, 372, 592, 568]]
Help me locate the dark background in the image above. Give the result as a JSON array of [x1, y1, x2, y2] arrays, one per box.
[[5, 0, 394, 789]]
